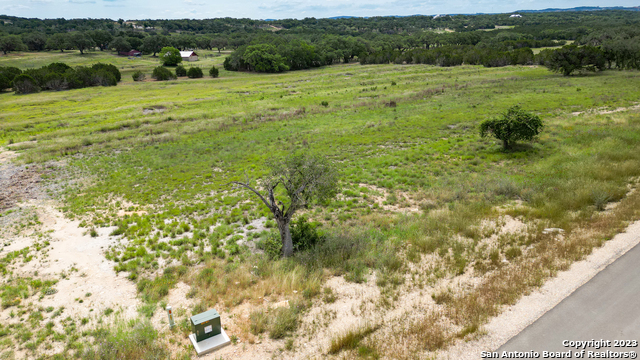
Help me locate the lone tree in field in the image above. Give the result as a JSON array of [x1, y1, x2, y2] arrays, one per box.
[[231, 153, 339, 257], [480, 106, 543, 151], [159, 47, 182, 66]]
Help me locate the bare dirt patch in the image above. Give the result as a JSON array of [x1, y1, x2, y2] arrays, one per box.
[[0, 201, 139, 323], [0, 150, 49, 211], [143, 105, 167, 115], [572, 103, 640, 116], [359, 183, 421, 213]]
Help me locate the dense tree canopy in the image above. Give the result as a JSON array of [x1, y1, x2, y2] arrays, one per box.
[[1, 11, 640, 75], [68, 32, 95, 54], [159, 46, 182, 66], [543, 45, 606, 75], [109, 37, 131, 53], [0, 35, 26, 54]]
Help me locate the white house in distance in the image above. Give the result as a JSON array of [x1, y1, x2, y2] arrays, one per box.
[[510, 14, 522, 18], [180, 51, 199, 62]]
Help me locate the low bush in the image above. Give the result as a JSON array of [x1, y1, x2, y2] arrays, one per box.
[[0, 73, 10, 91], [209, 65, 219, 78], [0, 66, 21, 90], [44, 72, 65, 91], [132, 71, 146, 81], [291, 216, 324, 252], [175, 65, 186, 77], [187, 67, 203, 78], [13, 74, 40, 94], [152, 66, 176, 81], [92, 70, 117, 87], [91, 63, 121, 82], [269, 301, 305, 339], [261, 232, 282, 259]]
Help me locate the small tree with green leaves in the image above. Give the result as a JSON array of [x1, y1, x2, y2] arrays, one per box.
[[231, 153, 339, 257], [159, 47, 182, 66], [209, 65, 219, 78], [480, 106, 543, 150]]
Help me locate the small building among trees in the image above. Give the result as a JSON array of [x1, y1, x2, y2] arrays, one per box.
[[180, 51, 199, 62], [119, 49, 141, 57]]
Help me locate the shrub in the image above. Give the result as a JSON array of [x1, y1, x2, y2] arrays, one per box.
[[91, 63, 122, 82], [73, 66, 95, 88], [187, 67, 203, 78], [43, 72, 66, 91], [92, 70, 117, 87], [209, 65, 219, 78], [321, 101, 329, 107], [132, 70, 146, 82], [262, 232, 282, 259], [175, 65, 186, 77], [249, 309, 268, 335], [46, 62, 72, 74], [64, 69, 83, 89], [22, 68, 48, 87], [12, 74, 40, 94], [0, 66, 22, 88], [269, 302, 303, 339], [152, 66, 176, 81], [0, 73, 11, 90], [291, 216, 324, 252]]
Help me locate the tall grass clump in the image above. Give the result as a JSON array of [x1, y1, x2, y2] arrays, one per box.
[[328, 322, 380, 354], [81, 319, 168, 360]]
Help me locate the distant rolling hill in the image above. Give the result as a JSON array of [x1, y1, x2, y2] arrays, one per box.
[[516, 6, 640, 12], [320, 6, 640, 20]]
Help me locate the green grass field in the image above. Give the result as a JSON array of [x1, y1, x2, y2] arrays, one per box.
[[2, 51, 640, 358]]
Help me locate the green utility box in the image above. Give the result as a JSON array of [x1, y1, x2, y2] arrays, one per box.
[[191, 309, 222, 343]]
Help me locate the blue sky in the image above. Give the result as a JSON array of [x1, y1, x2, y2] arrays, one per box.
[[1, 0, 638, 20]]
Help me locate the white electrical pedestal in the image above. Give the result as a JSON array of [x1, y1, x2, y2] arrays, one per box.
[[189, 328, 231, 356]]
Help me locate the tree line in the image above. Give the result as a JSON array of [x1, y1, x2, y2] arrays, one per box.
[[2, 10, 640, 36], [2, 10, 640, 56], [0, 62, 121, 94]]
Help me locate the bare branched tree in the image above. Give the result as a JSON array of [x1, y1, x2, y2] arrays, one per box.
[[230, 153, 339, 257]]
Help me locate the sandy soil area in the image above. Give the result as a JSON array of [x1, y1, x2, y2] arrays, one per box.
[[0, 200, 139, 322]]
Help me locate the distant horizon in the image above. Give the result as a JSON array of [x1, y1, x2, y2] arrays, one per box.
[[0, 1, 639, 22]]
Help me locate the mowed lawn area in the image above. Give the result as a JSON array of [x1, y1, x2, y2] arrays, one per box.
[[2, 51, 640, 358]]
